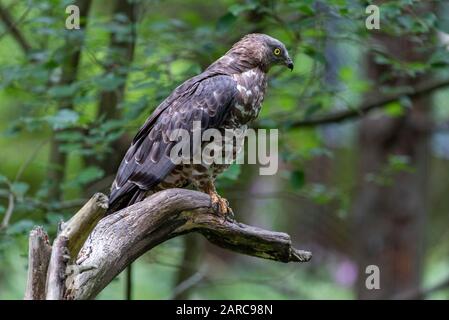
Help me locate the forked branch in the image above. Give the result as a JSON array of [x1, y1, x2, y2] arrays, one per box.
[[25, 189, 311, 300]]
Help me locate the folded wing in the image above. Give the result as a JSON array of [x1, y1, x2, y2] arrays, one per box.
[[108, 73, 237, 213]]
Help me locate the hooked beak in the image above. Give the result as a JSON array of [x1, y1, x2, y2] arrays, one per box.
[[285, 57, 294, 71]]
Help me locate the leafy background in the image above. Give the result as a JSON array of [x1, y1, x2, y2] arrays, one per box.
[[0, 0, 449, 299]]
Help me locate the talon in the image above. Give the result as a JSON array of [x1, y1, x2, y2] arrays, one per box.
[[209, 192, 233, 220], [204, 181, 234, 222]]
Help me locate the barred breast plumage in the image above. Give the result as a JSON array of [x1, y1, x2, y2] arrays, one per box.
[[149, 67, 267, 194]]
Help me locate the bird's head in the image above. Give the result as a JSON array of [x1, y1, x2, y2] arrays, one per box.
[[228, 33, 294, 72]]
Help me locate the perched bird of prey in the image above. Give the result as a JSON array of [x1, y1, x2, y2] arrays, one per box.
[[107, 33, 293, 216]]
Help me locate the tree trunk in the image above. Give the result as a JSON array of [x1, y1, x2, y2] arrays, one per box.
[[172, 234, 205, 300], [47, 0, 92, 201], [83, 0, 138, 188], [352, 6, 434, 298]]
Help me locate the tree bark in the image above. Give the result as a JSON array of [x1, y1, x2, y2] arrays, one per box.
[[25, 189, 311, 300], [0, 3, 32, 54], [352, 3, 434, 299], [83, 0, 138, 187], [59, 193, 109, 259], [172, 233, 204, 300], [24, 227, 52, 300], [353, 82, 431, 299], [45, 236, 69, 300], [97, 0, 137, 121], [47, 0, 92, 201]]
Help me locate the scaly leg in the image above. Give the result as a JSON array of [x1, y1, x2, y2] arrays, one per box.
[[202, 180, 234, 221]]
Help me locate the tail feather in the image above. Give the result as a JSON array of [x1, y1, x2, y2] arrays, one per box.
[[106, 183, 147, 215]]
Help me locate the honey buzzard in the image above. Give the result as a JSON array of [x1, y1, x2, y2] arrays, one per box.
[[108, 33, 293, 217]]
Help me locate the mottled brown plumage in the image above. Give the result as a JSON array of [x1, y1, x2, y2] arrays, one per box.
[[108, 33, 293, 215]]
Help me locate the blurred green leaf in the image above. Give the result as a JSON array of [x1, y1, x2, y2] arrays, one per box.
[[220, 163, 241, 181], [217, 13, 237, 32], [6, 220, 35, 236], [65, 166, 105, 188], [10, 182, 29, 199], [97, 73, 125, 91], [46, 109, 80, 130], [0, 175, 9, 185], [302, 45, 325, 63], [290, 170, 305, 189], [228, 3, 258, 16], [297, 4, 314, 16], [388, 155, 414, 173], [48, 84, 78, 98], [384, 101, 404, 117]]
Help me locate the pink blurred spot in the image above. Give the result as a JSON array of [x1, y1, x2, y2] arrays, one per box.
[[334, 260, 358, 287]]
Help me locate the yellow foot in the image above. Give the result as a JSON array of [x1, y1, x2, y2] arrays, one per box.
[[209, 192, 234, 221]]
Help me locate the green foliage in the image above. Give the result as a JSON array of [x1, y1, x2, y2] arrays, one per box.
[[10, 182, 30, 200], [64, 166, 104, 188], [383, 101, 404, 117], [46, 109, 80, 129], [289, 170, 305, 190], [0, 0, 448, 300], [366, 155, 416, 186]]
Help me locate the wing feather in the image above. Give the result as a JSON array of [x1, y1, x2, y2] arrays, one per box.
[[108, 73, 237, 212]]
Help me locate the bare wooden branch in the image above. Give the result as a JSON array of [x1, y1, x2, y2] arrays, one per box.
[[42, 192, 108, 299], [0, 192, 14, 230], [24, 227, 51, 300], [178, 211, 312, 262], [24, 189, 310, 300], [45, 236, 69, 300], [60, 192, 108, 259], [62, 189, 311, 300], [0, 3, 32, 54]]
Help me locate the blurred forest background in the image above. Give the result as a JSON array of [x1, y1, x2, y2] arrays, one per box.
[[1, 0, 449, 299]]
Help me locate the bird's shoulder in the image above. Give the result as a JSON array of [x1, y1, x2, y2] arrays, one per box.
[[132, 71, 237, 143], [111, 71, 239, 196]]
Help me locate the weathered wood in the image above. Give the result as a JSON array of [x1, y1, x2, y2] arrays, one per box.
[[60, 192, 108, 259], [45, 236, 69, 300], [179, 211, 312, 262], [24, 227, 52, 300], [63, 189, 311, 300], [43, 192, 108, 299], [24, 189, 311, 300]]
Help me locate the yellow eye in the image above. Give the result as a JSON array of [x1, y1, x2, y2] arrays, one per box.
[[274, 48, 281, 55]]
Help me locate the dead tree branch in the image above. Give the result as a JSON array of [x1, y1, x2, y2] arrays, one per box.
[[0, 2, 32, 54], [44, 192, 108, 299], [24, 227, 51, 300], [25, 189, 311, 300], [59, 193, 109, 259], [45, 235, 69, 300]]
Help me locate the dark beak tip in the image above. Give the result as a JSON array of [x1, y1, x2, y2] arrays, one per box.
[[288, 63, 294, 71]]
